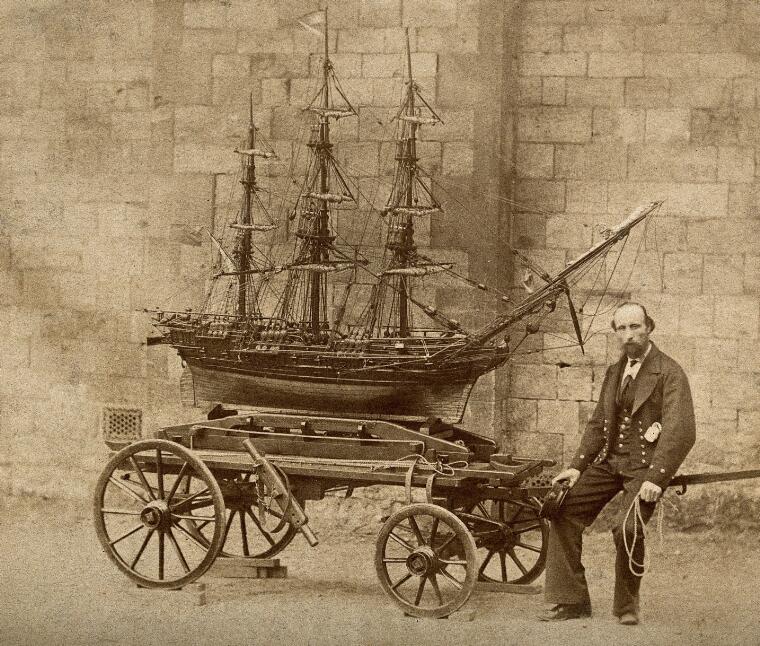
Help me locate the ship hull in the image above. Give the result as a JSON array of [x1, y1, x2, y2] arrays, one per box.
[[185, 357, 484, 423]]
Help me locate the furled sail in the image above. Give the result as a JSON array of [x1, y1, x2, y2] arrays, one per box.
[[382, 264, 452, 276]]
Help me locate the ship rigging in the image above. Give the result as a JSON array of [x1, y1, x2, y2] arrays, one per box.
[[148, 17, 663, 423]]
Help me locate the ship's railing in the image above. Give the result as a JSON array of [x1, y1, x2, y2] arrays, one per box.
[[341, 325, 458, 339], [234, 336, 476, 359]]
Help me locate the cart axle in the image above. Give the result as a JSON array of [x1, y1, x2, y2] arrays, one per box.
[[140, 501, 171, 530]]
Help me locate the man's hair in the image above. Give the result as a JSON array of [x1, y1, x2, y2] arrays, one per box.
[[610, 301, 655, 332]]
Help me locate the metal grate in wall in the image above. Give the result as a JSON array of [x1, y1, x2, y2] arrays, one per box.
[[101, 407, 143, 442]]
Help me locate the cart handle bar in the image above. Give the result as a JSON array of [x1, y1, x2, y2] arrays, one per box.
[[669, 468, 760, 495]]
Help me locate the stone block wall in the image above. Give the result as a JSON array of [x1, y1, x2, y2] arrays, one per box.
[[1, 0, 759, 500], [505, 0, 760, 474]]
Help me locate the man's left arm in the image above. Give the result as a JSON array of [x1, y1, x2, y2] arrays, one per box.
[[643, 364, 697, 496]]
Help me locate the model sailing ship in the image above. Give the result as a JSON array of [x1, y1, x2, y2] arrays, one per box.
[[148, 23, 661, 423]]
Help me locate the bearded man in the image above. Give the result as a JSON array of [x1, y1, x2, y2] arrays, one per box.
[[539, 302, 696, 626]]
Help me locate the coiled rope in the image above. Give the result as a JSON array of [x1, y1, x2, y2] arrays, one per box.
[[622, 496, 669, 577]]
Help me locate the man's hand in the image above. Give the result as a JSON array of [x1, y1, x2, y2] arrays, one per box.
[[552, 468, 581, 488], [638, 480, 662, 503]]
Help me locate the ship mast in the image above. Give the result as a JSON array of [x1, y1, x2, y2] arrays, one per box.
[[276, 7, 358, 339], [398, 32, 415, 336], [237, 95, 256, 317], [310, 8, 332, 336], [365, 28, 444, 338], [219, 93, 278, 320]]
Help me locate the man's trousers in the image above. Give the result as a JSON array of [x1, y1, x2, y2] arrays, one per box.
[[543, 459, 656, 616]]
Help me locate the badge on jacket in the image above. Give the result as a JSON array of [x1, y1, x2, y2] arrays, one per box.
[[644, 421, 662, 443]]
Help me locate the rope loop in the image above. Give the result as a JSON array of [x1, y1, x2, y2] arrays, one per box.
[[622, 496, 666, 577]]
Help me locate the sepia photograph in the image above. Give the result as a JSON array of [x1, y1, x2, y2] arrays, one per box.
[[1, 1, 759, 644]]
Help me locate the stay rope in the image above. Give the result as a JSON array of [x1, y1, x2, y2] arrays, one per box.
[[267, 452, 468, 474]]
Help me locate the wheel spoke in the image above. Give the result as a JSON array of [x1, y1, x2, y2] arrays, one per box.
[[158, 531, 165, 580], [171, 520, 215, 553], [429, 517, 439, 546], [387, 531, 415, 552], [438, 566, 463, 590], [478, 549, 496, 577], [155, 449, 165, 499], [408, 516, 426, 546], [414, 575, 427, 605], [245, 508, 276, 546], [108, 475, 148, 505], [109, 523, 144, 547], [166, 462, 190, 504], [391, 572, 412, 591], [457, 512, 501, 529], [431, 532, 456, 556], [499, 550, 508, 581], [130, 528, 154, 569], [223, 509, 237, 544], [101, 508, 142, 516], [440, 559, 468, 566], [172, 514, 217, 522], [512, 522, 542, 534], [382, 557, 408, 564], [505, 504, 521, 523], [170, 487, 210, 512], [166, 527, 190, 574], [507, 547, 528, 576], [264, 507, 286, 520], [428, 573, 444, 604], [515, 541, 542, 553], [239, 509, 250, 557], [128, 457, 157, 501]]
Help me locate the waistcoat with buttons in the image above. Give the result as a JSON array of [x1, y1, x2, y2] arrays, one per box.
[[610, 371, 638, 458]]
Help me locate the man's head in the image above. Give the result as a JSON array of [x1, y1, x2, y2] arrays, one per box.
[[611, 302, 654, 359]]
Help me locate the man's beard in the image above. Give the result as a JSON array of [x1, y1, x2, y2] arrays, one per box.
[[624, 341, 645, 357]]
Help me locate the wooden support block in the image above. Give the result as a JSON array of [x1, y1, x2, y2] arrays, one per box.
[[208, 557, 288, 579], [474, 582, 542, 595]]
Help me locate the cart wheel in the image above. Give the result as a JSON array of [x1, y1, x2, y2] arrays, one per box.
[[375, 503, 477, 618], [190, 472, 304, 558], [456, 497, 548, 584], [93, 439, 225, 589]]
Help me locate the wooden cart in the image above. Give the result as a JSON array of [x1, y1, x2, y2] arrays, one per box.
[[94, 410, 555, 618]]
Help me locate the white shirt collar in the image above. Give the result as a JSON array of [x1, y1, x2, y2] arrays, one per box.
[[623, 342, 651, 379]]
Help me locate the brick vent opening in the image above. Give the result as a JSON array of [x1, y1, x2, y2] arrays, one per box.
[[102, 407, 143, 441]]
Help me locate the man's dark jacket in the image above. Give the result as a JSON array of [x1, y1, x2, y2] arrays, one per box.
[[569, 342, 696, 489]]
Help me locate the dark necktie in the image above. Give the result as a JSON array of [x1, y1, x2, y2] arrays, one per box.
[[618, 359, 639, 401]]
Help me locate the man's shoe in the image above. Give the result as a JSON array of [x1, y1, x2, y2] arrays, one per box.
[[538, 603, 592, 621], [618, 612, 639, 626]]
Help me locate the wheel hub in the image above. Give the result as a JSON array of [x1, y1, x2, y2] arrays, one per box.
[[499, 524, 515, 544], [140, 500, 170, 529], [406, 546, 439, 576]]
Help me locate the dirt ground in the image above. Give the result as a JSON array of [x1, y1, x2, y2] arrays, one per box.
[[2, 496, 760, 646]]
